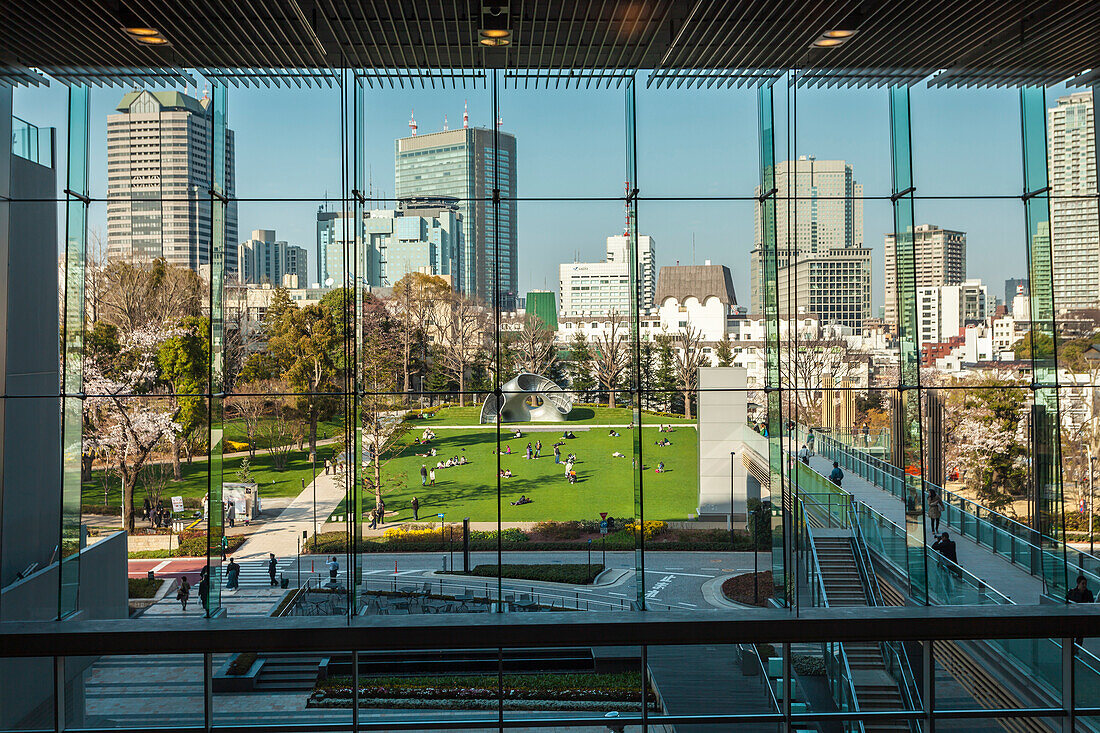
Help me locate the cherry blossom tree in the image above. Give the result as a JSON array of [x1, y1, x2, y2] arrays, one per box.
[[84, 326, 180, 532]]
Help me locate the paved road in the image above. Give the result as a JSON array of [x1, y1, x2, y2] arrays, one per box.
[[129, 550, 760, 610]]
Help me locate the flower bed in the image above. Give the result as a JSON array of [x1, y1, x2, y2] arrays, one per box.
[[309, 672, 654, 709], [449, 563, 606, 585]]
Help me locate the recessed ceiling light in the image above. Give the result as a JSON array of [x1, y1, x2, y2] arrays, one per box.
[[479, 37, 510, 46], [822, 29, 856, 39], [812, 37, 847, 48], [124, 27, 160, 36], [135, 35, 170, 45], [480, 28, 511, 39]]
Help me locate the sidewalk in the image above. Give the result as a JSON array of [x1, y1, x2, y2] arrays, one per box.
[[806, 452, 1045, 604], [233, 472, 347, 559]]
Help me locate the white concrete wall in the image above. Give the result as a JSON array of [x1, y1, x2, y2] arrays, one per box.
[[696, 367, 748, 520]]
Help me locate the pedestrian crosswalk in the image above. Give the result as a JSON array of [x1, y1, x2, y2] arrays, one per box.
[[222, 560, 435, 589]]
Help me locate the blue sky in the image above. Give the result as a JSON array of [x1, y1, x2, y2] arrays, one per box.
[[15, 76, 1079, 310]]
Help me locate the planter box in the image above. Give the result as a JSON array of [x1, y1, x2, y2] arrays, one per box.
[[212, 656, 264, 693]]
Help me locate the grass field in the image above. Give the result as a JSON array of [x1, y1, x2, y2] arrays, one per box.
[[331, 422, 698, 523], [82, 450, 322, 507]]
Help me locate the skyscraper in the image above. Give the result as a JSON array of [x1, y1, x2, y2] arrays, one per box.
[[1048, 91, 1098, 311], [606, 234, 656, 311], [106, 90, 238, 274], [750, 157, 868, 325], [883, 224, 967, 326], [395, 116, 517, 307], [238, 229, 309, 287], [315, 198, 462, 289]]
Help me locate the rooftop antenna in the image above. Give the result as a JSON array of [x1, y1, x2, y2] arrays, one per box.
[[409, 109, 417, 136], [443, 114, 449, 131], [496, 115, 503, 128], [463, 100, 469, 129]]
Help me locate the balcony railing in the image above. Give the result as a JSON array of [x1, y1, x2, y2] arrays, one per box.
[[2, 606, 1099, 732], [11, 116, 53, 167]]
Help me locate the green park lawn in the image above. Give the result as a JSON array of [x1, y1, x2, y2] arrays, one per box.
[[412, 404, 695, 427], [81, 449, 322, 508], [331, 422, 698, 524]]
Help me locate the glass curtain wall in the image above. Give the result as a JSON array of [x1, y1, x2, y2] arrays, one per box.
[[29, 66, 1089, 627]]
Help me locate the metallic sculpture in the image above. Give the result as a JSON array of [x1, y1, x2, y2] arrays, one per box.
[[480, 373, 575, 423]]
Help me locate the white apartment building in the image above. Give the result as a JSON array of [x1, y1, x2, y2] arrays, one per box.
[[558, 234, 656, 317], [106, 90, 238, 274], [916, 279, 989, 346], [238, 229, 309, 287], [1049, 91, 1099, 311], [884, 224, 967, 326]]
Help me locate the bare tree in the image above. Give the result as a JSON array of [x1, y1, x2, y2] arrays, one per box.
[[781, 334, 865, 423], [508, 314, 557, 376], [435, 292, 489, 406], [667, 324, 707, 419], [590, 311, 629, 407], [258, 388, 295, 471], [97, 258, 202, 334], [361, 294, 405, 511], [391, 272, 452, 395], [227, 382, 270, 458]]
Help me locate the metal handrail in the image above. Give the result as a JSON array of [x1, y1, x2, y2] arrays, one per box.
[[817, 432, 1100, 590]]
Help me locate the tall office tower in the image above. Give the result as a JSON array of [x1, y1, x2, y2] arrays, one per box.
[[775, 247, 872, 329], [237, 229, 309, 287], [315, 198, 461, 289], [883, 224, 967, 326], [395, 120, 517, 307], [1048, 91, 1098, 311], [606, 234, 656, 311], [754, 156, 863, 255], [750, 156, 863, 314], [106, 90, 238, 275]]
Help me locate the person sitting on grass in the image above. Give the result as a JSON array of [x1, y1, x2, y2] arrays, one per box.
[[568, 470, 578, 484], [612, 451, 625, 458], [513, 428, 523, 439], [504, 444, 512, 454], [655, 461, 666, 473], [499, 468, 513, 478], [511, 495, 532, 505], [608, 429, 620, 437], [655, 438, 671, 447], [459, 455, 468, 465]]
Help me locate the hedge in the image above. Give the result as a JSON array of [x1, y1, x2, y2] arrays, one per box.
[[453, 563, 605, 585], [304, 529, 753, 554], [128, 577, 161, 598], [128, 533, 247, 559]]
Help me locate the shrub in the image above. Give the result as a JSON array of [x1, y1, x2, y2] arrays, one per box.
[[792, 654, 826, 677], [625, 520, 667, 540], [306, 531, 350, 554], [531, 521, 584, 540], [459, 563, 605, 585], [128, 577, 161, 598], [227, 652, 258, 676]]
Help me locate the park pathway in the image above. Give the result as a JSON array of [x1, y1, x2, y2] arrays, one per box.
[[233, 471, 347, 559]]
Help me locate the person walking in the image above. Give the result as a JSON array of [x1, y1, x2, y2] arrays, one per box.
[[327, 556, 340, 583], [806, 429, 815, 456], [927, 490, 944, 534], [798, 444, 810, 465], [177, 576, 191, 611], [829, 461, 844, 487], [554, 445, 561, 464], [429, 467, 436, 486], [197, 568, 209, 613], [1067, 575, 1094, 604], [220, 533, 229, 561], [411, 497, 420, 521], [267, 553, 278, 587], [225, 558, 240, 590], [143, 497, 152, 525], [420, 464, 428, 486], [862, 423, 870, 446]]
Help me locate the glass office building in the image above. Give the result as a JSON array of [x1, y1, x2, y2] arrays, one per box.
[[2, 3, 1100, 732]]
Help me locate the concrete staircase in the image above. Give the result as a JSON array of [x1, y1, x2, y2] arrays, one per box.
[[252, 654, 325, 692], [814, 535, 909, 733]]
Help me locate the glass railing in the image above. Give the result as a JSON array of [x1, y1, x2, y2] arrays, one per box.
[[817, 433, 1100, 594], [11, 115, 53, 167]]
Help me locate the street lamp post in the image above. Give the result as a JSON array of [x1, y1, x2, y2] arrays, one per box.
[[438, 513, 445, 555], [587, 539, 592, 579]]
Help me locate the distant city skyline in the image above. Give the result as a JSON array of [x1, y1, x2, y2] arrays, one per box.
[[13, 81, 1088, 310]]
